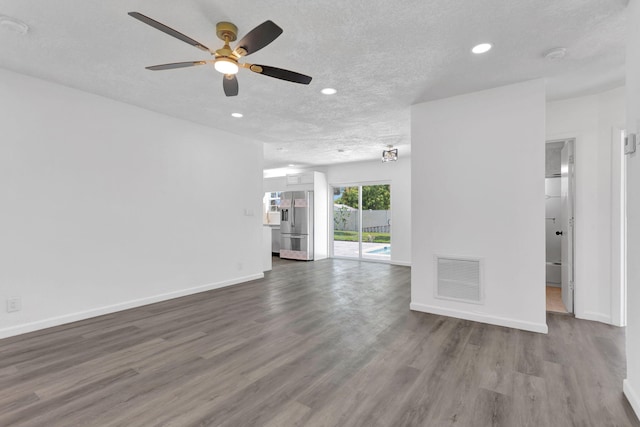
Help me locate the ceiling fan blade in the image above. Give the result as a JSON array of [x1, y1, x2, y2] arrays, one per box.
[[223, 75, 239, 96], [249, 65, 312, 84], [128, 12, 210, 52], [146, 61, 207, 71], [233, 21, 283, 57]]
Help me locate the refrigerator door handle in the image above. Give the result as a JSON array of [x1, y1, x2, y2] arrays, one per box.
[[291, 195, 295, 228], [288, 235, 304, 239]]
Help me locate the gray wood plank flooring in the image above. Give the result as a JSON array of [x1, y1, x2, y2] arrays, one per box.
[[0, 257, 638, 426]]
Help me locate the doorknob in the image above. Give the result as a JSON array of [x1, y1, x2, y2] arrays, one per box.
[[556, 231, 563, 236]]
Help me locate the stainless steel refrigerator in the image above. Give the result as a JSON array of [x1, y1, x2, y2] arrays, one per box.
[[280, 191, 314, 260]]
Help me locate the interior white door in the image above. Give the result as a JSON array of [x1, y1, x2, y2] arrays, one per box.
[[560, 141, 575, 313]]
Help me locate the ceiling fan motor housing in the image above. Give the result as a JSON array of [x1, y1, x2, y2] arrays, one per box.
[[216, 22, 238, 42]]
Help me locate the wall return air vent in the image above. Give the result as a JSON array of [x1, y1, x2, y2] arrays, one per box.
[[435, 256, 483, 304]]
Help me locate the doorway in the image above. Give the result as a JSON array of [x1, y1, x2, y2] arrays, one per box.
[[545, 139, 575, 314], [331, 183, 391, 261]]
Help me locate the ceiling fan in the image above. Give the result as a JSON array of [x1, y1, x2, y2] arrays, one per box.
[[128, 12, 312, 96]]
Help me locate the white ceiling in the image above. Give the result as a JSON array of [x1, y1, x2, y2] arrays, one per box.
[[0, 0, 628, 169]]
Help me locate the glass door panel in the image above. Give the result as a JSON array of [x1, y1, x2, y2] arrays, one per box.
[[332, 186, 360, 259], [331, 183, 392, 261], [361, 184, 391, 260]]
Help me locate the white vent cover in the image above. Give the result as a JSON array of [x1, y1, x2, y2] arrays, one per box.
[[435, 256, 483, 304]]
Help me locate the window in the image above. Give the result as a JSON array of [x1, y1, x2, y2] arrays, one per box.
[[266, 192, 281, 212]]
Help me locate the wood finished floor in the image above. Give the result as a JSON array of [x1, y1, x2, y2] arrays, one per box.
[[546, 285, 568, 313], [1, 257, 638, 426]]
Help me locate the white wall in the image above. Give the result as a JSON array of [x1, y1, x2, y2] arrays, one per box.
[[264, 176, 290, 193], [313, 171, 329, 260], [410, 80, 547, 333], [326, 157, 412, 266], [624, 0, 640, 419], [546, 87, 626, 325], [0, 69, 264, 339]]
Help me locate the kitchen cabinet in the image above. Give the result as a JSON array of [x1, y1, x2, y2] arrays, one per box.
[[271, 227, 281, 254], [263, 226, 272, 272]]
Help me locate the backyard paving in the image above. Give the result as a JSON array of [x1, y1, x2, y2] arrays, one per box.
[[332, 240, 391, 260]]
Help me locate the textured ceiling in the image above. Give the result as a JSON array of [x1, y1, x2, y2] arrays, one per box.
[[0, 0, 628, 169]]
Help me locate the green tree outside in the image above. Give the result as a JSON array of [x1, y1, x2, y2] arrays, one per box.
[[335, 185, 390, 210]]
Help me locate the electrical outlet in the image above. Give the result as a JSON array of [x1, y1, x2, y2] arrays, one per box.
[[7, 297, 21, 313]]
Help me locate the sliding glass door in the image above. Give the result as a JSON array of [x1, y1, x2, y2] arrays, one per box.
[[332, 183, 391, 261]]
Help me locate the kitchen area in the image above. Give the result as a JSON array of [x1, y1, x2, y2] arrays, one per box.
[[264, 191, 283, 256], [262, 171, 328, 271]]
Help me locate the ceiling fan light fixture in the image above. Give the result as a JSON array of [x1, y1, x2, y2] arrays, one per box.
[[128, 13, 311, 96], [214, 58, 239, 75]]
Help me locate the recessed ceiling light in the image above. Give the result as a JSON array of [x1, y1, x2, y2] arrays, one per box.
[[0, 15, 29, 34], [288, 164, 295, 167], [321, 88, 337, 95], [231, 112, 243, 118], [472, 43, 492, 54]]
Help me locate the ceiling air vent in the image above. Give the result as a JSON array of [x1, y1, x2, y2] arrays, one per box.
[[435, 256, 483, 304]]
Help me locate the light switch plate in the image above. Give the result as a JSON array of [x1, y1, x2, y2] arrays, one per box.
[[625, 133, 637, 155]]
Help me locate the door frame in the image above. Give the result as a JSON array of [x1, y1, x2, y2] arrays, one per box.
[[546, 130, 627, 324], [561, 139, 576, 313], [329, 180, 391, 263], [546, 138, 576, 314], [611, 126, 628, 326]]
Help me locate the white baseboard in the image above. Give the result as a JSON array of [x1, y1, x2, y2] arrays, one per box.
[[624, 379, 640, 421], [577, 311, 613, 325], [391, 260, 411, 267], [409, 302, 548, 334], [0, 273, 264, 340]]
